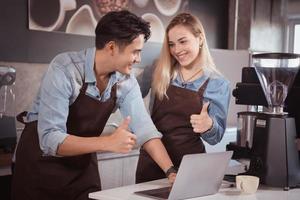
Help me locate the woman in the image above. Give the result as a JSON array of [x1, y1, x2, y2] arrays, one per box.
[[136, 13, 230, 183]]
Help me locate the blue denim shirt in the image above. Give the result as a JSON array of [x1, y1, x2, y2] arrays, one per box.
[[26, 48, 162, 156], [137, 65, 230, 145]]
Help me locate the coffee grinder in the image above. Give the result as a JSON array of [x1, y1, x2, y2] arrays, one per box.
[[229, 53, 300, 190], [0, 65, 17, 152]]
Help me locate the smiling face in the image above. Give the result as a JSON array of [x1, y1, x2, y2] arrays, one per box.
[[168, 25, 201, 68], [114, 34, 144, 75]]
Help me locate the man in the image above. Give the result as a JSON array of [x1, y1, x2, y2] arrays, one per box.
[[12, 10, 176, 200]]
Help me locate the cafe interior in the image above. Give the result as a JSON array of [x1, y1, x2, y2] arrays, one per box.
[[1, 0, 300, 200]]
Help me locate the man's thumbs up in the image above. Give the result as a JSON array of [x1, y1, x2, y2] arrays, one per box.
[[108, 116, 137, 153], [118, 116, 131, 130], [190, 102, 213, 134]]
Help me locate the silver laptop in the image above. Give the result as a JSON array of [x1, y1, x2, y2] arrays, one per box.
[[134, 151, 233, 200]]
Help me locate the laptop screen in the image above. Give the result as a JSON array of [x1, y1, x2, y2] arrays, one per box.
[[134, 151, 233, 200]]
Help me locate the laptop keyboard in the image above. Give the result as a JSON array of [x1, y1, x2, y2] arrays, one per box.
[[138, 186, 172, 199]]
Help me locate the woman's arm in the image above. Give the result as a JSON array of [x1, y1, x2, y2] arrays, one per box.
[[191, 78, 231, 145]]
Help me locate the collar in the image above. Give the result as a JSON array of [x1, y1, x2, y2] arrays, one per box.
[[173, 73, 207, 89], [84, 47, 97, 83]]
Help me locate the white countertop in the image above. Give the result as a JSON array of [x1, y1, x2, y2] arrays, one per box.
[[89, 178, 300, 200], [97, 148, 140, 160]]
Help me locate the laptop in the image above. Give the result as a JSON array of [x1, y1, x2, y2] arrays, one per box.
[[134, 151, 233, 200]]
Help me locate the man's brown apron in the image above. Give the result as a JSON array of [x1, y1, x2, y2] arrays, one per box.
[[12, 83, 117, 200], [136, 79, 209, 183]]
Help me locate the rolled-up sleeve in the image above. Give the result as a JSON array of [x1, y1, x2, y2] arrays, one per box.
[[201, 78, 231, 145], [118, 77, 162, 146], [37, 63, 72, 156]]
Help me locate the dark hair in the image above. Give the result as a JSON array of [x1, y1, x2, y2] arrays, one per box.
[[95, 10, 151, 50]]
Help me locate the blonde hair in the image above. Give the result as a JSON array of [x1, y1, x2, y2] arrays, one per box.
[[152, 13, 221, 100]]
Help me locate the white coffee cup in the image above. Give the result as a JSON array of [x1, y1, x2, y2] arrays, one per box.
[[66, 5, 97, 36], [236, 175, 259, 194], [141, 13, 164, 43], [153, 0, 182, 16], [133, 0, 149, 8]]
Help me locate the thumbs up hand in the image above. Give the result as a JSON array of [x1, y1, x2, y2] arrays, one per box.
[[190, 102, 213, 134], [107, 116, 137, 153], [118, 116, 131, 130]]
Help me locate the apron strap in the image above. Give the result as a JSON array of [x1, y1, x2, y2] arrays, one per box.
[[79, 83, 89, 94], [16, 111, 28, 124], [197, 78, 210, 96]]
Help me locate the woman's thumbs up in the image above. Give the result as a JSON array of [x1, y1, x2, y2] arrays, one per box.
[[190, 102, 213, 134]]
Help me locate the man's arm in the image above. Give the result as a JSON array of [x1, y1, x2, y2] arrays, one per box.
[[118, 77, 175, 180], [57, 117, 137, 156], [143, 138, 175, 175]]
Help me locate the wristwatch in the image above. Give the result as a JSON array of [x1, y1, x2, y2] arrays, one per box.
[[165, 166, 178, 177]]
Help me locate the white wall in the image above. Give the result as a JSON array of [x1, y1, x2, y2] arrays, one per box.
[[205, 49, 250, 151], [210, 49, 250, 127]]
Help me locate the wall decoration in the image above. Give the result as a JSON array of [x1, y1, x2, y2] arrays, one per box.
[[28, 0, 189, 40], [0, 0, 229, 63]]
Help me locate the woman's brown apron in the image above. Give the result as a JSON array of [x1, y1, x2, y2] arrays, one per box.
[[136, 79, 209, 183], [12, 83, 117, 200]]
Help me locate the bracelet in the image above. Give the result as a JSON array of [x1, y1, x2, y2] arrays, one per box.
[[165, 166, 178, 177]]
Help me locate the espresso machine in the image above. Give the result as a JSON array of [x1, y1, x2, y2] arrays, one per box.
[[228, 53, 300, 189], [0, 65, 17, 152]]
